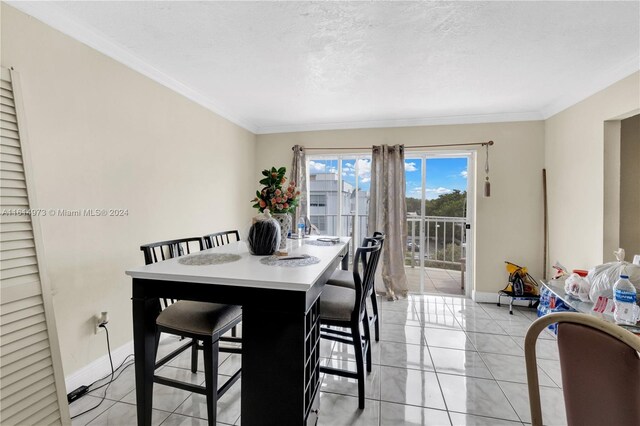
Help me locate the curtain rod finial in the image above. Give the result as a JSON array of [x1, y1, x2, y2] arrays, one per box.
[[488, 140, 494, 146]]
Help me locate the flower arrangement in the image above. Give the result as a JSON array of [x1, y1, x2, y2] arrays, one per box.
[[251, 166, 300, 214]]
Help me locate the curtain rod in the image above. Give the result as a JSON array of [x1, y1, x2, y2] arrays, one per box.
[[292, 140, 493, 151]]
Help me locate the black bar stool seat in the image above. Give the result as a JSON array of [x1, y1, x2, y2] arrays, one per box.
[[156, 301, 242, 337]]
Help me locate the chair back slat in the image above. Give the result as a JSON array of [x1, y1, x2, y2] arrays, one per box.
[[141, 237, 204, 266], [203, 230, 240, 249], [351, 237, 381, 321], [140, 237, 205, 309], [370, 231, 385, 288]]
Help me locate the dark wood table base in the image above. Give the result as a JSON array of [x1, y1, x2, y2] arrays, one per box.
[[132, 245, 347, 426]]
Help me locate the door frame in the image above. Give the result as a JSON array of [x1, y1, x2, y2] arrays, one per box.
[[406, 149, 476, 298]]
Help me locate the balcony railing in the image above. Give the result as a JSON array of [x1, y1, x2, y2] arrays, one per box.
[[309, 214, 466, 270], [406, 216, 466, 269]]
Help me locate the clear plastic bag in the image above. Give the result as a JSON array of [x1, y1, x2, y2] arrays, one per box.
[[588, 249, 640, 303], [565, 273, 591, 302]]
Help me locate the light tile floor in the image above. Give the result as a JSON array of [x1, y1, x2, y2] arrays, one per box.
[[70, 294, 565, 426], [405, 267, 465, 296]]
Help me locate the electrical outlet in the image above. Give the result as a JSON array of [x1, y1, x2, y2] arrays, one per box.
[[94, 318, 104, 334], [94, 311, 109, 334]]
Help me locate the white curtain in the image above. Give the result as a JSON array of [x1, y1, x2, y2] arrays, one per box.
[[368, 144, 408, 299], [290, 145, 308, 227]]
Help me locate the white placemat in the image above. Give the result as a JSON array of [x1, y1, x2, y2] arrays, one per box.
[[178, 253, 241, 266]]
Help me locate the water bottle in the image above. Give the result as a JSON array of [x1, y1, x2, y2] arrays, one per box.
[[537, 287, 549, 317], [613, 274, 640, 325], [297, 217, 305, 238]]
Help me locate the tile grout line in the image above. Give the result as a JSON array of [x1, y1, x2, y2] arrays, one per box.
[[472, 304, 529, 423], [444, 299, 524, 423], [415, 300, 455, 426]]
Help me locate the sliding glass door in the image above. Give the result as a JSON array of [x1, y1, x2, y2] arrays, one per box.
[[405, 153, 471, 295]]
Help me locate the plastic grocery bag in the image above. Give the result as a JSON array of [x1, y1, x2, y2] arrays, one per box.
[[588, 249, 640, 303], [564, 273, 591, 302]]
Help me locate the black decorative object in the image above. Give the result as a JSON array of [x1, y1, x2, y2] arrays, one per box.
[[247, 217, 280, 255]]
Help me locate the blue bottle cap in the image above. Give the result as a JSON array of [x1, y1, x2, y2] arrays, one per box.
[[620, 274, 629, 279]]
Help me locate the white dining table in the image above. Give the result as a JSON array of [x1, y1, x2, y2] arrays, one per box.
[[126, 236, 351, 426]]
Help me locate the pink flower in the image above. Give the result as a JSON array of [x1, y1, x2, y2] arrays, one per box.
[[283, 203, 289, 209], [271, 198, 276, 204], [281, 178, 286, 184], [259, 200, 266, 208], [296, 191, 301, 196], [290, 180, 295, 186], [275, 189, 281, 196]]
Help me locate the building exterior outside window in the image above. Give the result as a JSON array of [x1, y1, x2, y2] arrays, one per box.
[[306, 156, 371, 249]]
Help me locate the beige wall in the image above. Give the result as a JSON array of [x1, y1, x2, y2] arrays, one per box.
[[1, 5, 256, 377], [545, 72, 640, 269], [257, 121, 546, 297], [603, 120, 622, 258], [620, 114, 640, 257]]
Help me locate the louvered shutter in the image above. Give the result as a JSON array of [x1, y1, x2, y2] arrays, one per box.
[[1, 67, 71, 425]]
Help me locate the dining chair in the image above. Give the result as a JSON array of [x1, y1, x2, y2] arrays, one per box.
[[325, 232, 385, 342], [203, 230, 241, 249], [319, 237, 382, 409], [202, 230, 241, 338], [524, 312, 640, 426], [140, 237, 242, 426]]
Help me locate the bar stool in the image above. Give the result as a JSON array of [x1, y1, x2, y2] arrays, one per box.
[[140, 237, 242, 426]]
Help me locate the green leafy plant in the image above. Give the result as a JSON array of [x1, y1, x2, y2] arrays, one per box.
[[251, 167, 300, 214]]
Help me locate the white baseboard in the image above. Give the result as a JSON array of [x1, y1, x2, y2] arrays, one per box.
[[64, 334, 185, 394], [64, 339, 135, 393], [472, 291, 497, 303]]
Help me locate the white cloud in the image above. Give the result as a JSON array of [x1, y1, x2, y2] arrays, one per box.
[[343, 159, 371, 183], [406, 186, 456, 200], [423, 187, 453, 200], [405, 161, 418, 172], [460, 170, 468, 178], [428, 187, 454, 195], [356, 159, 371, 179], [308, 160, 326, 173], [309, 158, 370, 182], [407, 188, 422, 198]]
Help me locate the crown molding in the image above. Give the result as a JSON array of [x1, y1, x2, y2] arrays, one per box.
[[255, 111, 544, 135], [7, 1, 259, 134], [541, 53, 640, 119]]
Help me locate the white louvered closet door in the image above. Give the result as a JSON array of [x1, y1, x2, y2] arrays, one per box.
[[0, 67, 71, 425]]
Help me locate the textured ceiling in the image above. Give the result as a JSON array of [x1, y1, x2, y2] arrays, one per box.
[[10, 1, 640, 133]]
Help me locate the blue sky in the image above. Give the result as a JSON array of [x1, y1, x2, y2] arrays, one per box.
[[405, 157, 468, 199], [308, 157, 468, 200]]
